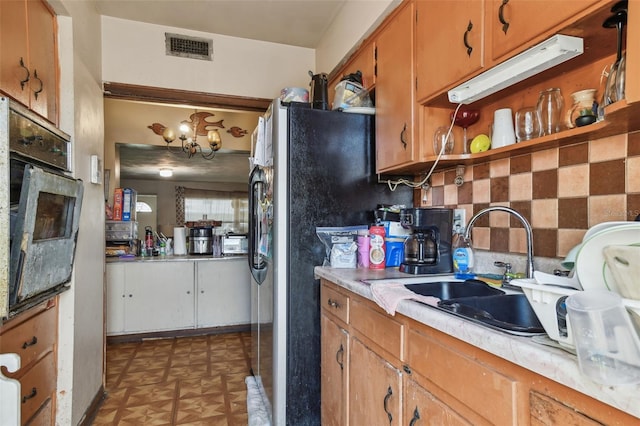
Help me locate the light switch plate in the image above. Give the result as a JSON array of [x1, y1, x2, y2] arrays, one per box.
[[90, 155, 102, 184]]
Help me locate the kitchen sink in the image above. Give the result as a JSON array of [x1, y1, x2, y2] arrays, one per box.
[[438, 294, 544, 335], [406, 279, 505, 299], [395, 279, 544, 335]]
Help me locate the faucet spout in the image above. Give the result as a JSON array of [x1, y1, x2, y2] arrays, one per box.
[[464, 206, 535, 278]]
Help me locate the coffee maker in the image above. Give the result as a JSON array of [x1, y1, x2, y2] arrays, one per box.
[[399, 207, 453, 274]]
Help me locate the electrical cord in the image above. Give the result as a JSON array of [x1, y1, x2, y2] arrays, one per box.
[[382, 102, 464, 191]]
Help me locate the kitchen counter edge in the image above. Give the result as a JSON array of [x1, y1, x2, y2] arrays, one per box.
[[314, 266, 640, 419], [106, 254, 247, 263]]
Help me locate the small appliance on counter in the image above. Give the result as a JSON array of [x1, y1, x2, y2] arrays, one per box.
[[222, 233, 248, 255], [105, 220, 140, 257], [188, 227, 213, 255], [399, 207, 453, 274]]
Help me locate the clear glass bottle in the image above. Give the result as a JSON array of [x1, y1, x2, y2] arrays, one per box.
[[537, 88, 564, 136]]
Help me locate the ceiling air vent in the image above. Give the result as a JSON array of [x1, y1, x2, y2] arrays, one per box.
[[165, 33, 212, 61]]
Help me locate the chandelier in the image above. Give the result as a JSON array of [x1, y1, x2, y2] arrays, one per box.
[[148, 110, 223, 160]]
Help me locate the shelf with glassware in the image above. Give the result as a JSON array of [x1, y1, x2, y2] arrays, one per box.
[[387, 1, 639, 176]]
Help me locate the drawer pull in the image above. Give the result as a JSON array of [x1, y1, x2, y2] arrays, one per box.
[[327, 298, 341, 309], [409, 407, 421, 426], [22, 387, 37, 403], [403, 365, 412, 375], [400, 123, 408, 149], [463, 20, 474, 57], [498, 0, 510, 34], [336, 343, 344, 371], [32, 69, 43, 100], [383, 385, 393, 424], [22, 336, 38, 349], [19, 57, 30, 89]]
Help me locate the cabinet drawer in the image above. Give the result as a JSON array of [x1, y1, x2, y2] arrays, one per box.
[[407, 328, 519, 425], [321, 283, 349, 324], [351, 299, 403, 360], [0, 304, 57, 369], [19, 352, 56, 424]]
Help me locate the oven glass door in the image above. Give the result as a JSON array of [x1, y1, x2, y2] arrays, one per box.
[[9, 164, 84, 307]]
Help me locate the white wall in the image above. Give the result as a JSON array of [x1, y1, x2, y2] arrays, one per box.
[[101, 17, 316, 99], [49, 0, 106, 424]]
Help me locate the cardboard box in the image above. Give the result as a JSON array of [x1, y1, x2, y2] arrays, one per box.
[[122, 188, 137, 221], [113, 188, 123, 221]]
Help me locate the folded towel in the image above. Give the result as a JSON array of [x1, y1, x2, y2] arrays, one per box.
[[370, 282, 440, 315]]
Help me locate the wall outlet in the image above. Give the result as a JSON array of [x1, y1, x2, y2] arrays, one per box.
[[453, 209, 466, 233]]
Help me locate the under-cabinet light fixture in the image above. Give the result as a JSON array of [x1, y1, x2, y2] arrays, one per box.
[[447, 34, 584, 104]]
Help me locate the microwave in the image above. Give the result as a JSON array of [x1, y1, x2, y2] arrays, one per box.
[[222, 234, 248, 255]]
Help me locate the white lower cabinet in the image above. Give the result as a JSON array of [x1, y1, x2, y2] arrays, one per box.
[[106, 261, 195, 335], [106, 258, 250, 335], [195, 257, 250, 328]]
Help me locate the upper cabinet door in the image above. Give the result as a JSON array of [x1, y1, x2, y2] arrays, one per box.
[[415, 0, 484, 103], [375, 2, 415, 172], [0, 0, 30, 108], [27, 0, 58, 123], [0, 0, 58, 125], [488, 0, 604, 62]]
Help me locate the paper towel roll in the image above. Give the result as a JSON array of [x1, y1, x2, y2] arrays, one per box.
[[173, 227, 187, 255]]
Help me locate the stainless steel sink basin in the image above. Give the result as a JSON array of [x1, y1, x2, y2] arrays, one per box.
[[405, 279, 505, 299], [399, 279, 544, 335], [438, 294, 544, 335]]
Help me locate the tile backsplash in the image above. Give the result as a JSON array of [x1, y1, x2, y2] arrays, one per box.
[[420, 131, 640, 259]]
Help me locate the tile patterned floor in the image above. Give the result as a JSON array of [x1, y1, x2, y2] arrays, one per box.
[[91, 332, 251, 425]]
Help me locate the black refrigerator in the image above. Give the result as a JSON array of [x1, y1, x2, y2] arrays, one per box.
[[248, 99, 412, 425]]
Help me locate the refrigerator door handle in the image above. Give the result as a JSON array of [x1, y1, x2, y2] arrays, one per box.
[[248, 167, 268, 284]]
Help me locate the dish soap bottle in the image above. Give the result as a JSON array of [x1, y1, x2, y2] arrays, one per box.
[[452, 230, 474, 279]]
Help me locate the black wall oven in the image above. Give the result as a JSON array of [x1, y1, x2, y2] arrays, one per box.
[[1, 97, 84, 318]]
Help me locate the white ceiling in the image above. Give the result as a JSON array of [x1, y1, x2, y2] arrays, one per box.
[[93, 0, 348, 48], [98, 0, 349, 184]]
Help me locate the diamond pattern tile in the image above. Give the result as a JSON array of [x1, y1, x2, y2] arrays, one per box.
[[91, 332, 251, 425]]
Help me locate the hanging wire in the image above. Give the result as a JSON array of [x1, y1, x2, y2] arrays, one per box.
[[382, 102, 464, 191]]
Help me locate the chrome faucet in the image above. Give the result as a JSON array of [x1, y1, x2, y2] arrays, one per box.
[[463, 206, 535, 278]]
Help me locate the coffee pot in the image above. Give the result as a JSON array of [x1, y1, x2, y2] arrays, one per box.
[[399, 208, 453, 274]]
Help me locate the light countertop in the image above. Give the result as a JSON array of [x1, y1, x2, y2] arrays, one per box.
[[314, 266, 640, 420]]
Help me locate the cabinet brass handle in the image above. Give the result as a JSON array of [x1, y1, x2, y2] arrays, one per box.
[[22, 336, 38, 349], [409, 407, 421, 426], [383, 385, 393, 424], [22, 387, 37, 403], [327, 298, 340, 309], [32, 69, 43, 100], [463, 20, 473, 57], [336, 343, 344, 371], [19, 57, 30, 89], [498, 0, 510, 34], [400, 123, 408, 149]]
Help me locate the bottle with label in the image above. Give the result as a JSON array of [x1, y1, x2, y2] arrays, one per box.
[[369, 225, 386, 269], [452, 230, 474, 279]]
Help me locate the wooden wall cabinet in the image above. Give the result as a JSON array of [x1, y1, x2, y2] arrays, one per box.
[[0, 298, 58, 425], [375, 1, 416, 172], [414, 0, 484, 103], [487, 0, 605, 62], [0, 0, 58, 125]]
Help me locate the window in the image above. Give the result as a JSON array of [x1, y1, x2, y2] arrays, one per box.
[[184, 188, 248, 233]]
